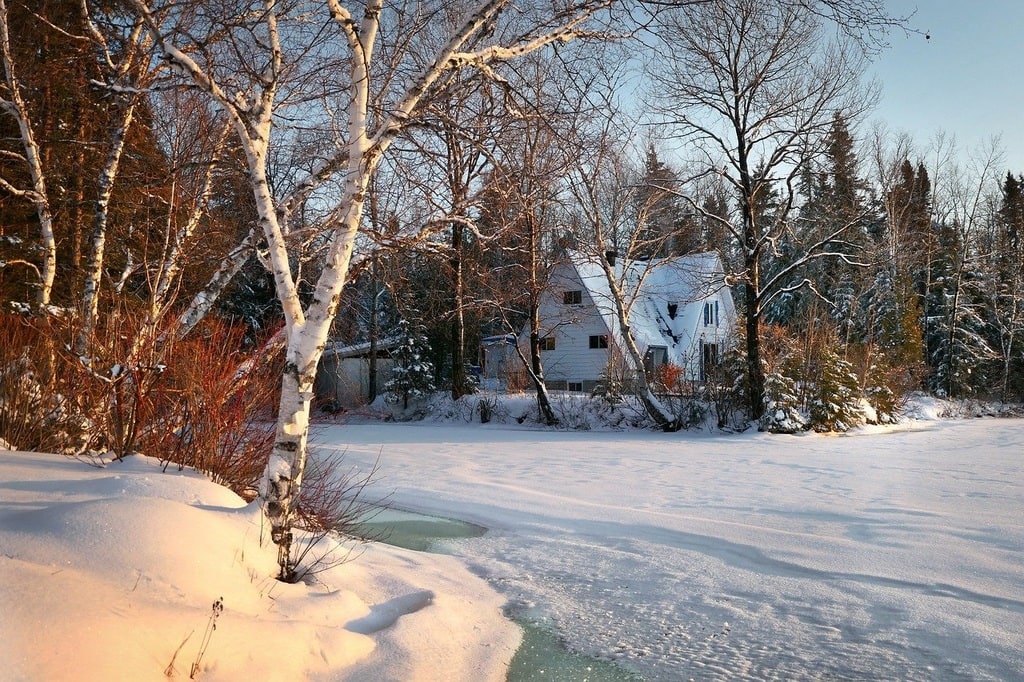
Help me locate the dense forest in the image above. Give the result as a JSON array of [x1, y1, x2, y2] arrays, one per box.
[[2, 0, 1021, 576]]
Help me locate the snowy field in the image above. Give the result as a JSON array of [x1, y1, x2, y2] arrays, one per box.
[[318, 417, 1024, 681], [2, 414, 1022, 680]]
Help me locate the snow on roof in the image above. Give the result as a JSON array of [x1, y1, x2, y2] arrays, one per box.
[[323, 335, 404, 359], [567, 250, 730, 366]]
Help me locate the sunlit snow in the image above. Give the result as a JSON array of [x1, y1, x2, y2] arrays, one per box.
[[2, 411, 1022, 680], [319, 416, 1024, 680]]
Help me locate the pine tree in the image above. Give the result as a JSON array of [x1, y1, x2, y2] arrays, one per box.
[[635, 145, 697, 257], [0, 0, 172, 307], [988, 173, 1024, 399], [384, 317, 436, 410], [808, 348, 862, 432], [762, 365, 806, 433]]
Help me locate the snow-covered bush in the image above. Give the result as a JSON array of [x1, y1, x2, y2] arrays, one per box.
[[592, 344, 630, 405], [477, 395, 500, 423], [761, 369, 807, 433], [864, 375, 900, 424], [704, 337, 750, 431]]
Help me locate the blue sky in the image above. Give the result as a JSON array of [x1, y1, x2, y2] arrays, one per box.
[[869, 1, 1024, 172]]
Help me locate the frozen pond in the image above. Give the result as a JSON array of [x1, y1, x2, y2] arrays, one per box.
[[351, 507, 486, 552], [352, 507, 636, 680], [318, 418, 1024, 680]]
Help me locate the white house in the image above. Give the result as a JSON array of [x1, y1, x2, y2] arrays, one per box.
[[530, 250, 736, 393]]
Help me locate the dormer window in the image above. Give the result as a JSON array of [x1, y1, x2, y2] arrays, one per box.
[[563, 290, 582, 305], [703, 301, 719, 326]]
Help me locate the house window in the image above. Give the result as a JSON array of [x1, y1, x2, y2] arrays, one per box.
[[589, 335, 608, 349], [539, 336, 556, 351], [701, 342, 720, 382], [644, 346, 667, 375], [567, 382, 583, 392], [703, 300, 720, 326], [563, 290, 582, 305]]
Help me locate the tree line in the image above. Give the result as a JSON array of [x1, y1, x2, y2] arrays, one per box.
[[4, 0, 1021, 580]]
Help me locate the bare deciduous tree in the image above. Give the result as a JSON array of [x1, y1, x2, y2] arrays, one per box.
[[562, 68, 692, 429], [127, 0, 613, 580], [649, 0, 876, 421], [0, 0, 57, 306]]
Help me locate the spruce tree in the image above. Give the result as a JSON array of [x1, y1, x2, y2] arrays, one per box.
[[636, 145, 696, 257], [989, 173, 1024, 399], [384, 317, 436, 410], [809, 348, 862, 432]]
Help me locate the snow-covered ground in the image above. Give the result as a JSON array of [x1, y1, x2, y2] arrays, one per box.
[[2, 413, 1022, 680], [0, 451, 518, 681], [317, 417, 1024, 680]]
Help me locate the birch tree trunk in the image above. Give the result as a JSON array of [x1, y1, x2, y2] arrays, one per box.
[[0, 0, 56, 306], [130, 0, 611, 580], [563, 87, 682, 430], [174, 227, 259, 339], [77, 102, 137, 352], [595, 256, 680, 431]]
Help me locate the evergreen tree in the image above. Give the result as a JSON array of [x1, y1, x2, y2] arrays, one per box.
[[996, 172, 1023, 268], [0, 0, 172, 307], [697, 181, 733, 259], [988, 173, 1024, 399], [762, 364, 806, 433], [881, 158, 933, 378], [384, 317, 436, 410], [636, 145, 697, 256], [808, 348, 861, 432]]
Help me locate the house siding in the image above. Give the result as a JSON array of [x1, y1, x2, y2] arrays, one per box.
[[532, 263, 614, 386], [315, 354, 396, 408], [528, 251, 737, 389]]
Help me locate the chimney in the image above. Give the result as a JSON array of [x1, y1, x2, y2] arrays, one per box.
[[605, 250, 618, 266]]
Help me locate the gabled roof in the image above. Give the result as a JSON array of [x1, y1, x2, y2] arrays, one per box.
[[565, 250, 731, 365]]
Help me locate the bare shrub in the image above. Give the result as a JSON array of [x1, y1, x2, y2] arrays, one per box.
[[0, 314, 86, 453], [502, 367, 528, 393], [283, 452, 385, 583], [655, 363, 685, 393], [148, 320, 281, 498], [1, 310, 279, 497], [68, 308, 168, 458]]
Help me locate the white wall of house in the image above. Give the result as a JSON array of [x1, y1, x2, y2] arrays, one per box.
[[531, 262, 615, 390], [529, 252, 737, 391]]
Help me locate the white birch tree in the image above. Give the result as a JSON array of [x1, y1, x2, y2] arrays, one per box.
[[127, 0, 612, 580], [0, 0, 57, 306], [75, 6, 160, 352]]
